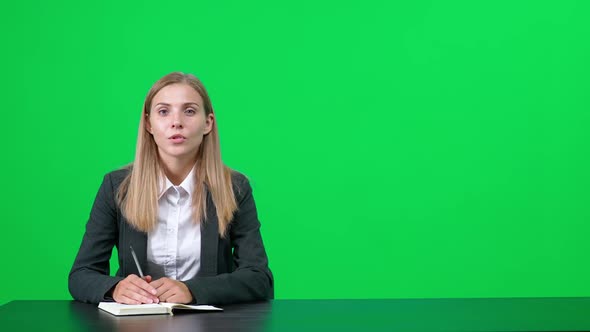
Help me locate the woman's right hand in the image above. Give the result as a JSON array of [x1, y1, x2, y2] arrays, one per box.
[[113, 274, 159, 304]]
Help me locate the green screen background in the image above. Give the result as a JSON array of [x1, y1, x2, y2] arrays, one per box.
[[1, 1, 589, 305]]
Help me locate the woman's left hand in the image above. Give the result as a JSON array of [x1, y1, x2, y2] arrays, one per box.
[[150, 277, 194, 304]]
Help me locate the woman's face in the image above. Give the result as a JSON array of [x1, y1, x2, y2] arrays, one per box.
[[147, 83, 213, 164]]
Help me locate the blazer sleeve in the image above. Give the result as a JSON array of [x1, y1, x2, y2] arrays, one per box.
[[68, 172, 124, 303], [184, 174, 274, 305]]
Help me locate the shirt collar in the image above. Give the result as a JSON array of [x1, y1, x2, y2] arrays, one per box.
[[158, 165, 196, 200]]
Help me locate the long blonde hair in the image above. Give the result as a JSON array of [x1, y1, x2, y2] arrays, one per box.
[[117, 72, 237, 237]]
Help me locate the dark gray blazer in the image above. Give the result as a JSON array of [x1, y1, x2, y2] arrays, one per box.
[[68, 168, 273, 305]]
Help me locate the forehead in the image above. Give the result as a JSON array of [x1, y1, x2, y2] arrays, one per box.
[[152, 83, 203, 105]]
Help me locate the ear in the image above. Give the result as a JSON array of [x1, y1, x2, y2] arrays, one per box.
[[145, 113, 153, 134], [204, 113, 214, 135]]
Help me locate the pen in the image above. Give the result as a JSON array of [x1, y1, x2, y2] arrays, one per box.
[[129, 245, 145, 278]]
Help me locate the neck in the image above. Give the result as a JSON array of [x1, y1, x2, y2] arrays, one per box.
[[160, 155, 196, 185]]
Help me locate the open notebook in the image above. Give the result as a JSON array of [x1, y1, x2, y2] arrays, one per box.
[[98, 301, 223, 316]]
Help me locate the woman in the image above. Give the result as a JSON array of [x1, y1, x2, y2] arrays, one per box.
[[69, 72, 273, 305]]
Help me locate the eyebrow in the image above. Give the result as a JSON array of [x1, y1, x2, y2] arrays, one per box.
[[154, 102, 200, 108]]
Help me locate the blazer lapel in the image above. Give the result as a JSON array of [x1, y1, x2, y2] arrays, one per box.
[[199, 192, 219, 277], [126, 224, 148, 276]]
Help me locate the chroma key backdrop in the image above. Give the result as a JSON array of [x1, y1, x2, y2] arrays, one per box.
[[0, 0, 589, 305]]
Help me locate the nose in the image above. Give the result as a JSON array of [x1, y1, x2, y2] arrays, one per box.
[[171, 112, 183, 129]]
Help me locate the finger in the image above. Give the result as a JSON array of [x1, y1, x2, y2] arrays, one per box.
[[159, 288, 176, 302], [114, 279, 155, 304], [154, 283, 173, 298], [166, 292, 189, 304], [149, 278, 165, 289], [123, 287, 156, 304], [157, 281, 176, 301], [129, 274, 152, 286], [143, 275, 153, 283], [124, 280, 152, 295], [166, 294, 180, 303], [124, 291, 153, 304], [150, 279, 173, 297], [124, 283, 157, 302], [127, 274, 142, 282], [129, 276, 157, 295], [118, 294, 141, 305], [166, 283, 192, 304], [120, 279, 159, 303]]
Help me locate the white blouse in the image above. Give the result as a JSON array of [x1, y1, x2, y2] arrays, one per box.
[[147, 167, 201, 281]]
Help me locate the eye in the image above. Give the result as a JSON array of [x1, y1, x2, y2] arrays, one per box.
[[158, 108, 168, 115], [185, 108, 196, 115]]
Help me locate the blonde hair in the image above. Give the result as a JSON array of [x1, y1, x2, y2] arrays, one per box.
[[117, 72, 237, 237]]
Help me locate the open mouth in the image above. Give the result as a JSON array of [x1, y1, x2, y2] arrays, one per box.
[[169, 134, 186, 143]]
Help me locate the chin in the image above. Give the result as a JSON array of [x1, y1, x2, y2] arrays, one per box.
[[160, 148, 199, 160]]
